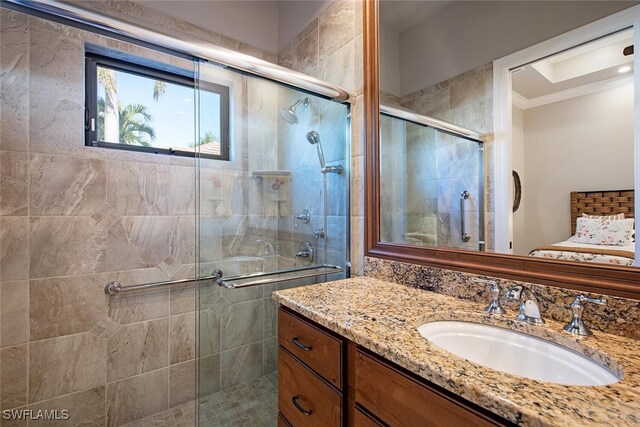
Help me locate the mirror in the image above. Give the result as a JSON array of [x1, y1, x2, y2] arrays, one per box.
[[377, 0, 639, 268]]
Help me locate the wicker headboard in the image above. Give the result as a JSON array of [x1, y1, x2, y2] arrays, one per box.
[[570, 190, 635, 234]]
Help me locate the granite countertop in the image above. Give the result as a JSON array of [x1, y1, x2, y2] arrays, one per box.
[[272, 277, 640, 426]]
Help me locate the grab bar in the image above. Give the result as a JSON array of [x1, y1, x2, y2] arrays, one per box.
[[460, 190, 470, 242], [104, 264, 344, 295], [105, 270, 223, 296], [216, 264, 343, 289]]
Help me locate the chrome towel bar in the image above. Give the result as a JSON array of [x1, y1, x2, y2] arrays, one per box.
[[104, 264, 344, 295], [105, 270, 223, 296], [216, 264, 343, 289]]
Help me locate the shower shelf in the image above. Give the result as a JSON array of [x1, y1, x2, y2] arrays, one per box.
[[251, 170, 291, 178]]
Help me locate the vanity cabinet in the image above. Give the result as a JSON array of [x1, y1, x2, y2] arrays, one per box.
[[278, 307, 514, 427]]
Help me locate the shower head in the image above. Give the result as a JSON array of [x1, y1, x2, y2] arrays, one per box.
[[278, 98, 310, 124], [306, 130, 320, 145], [305, 131, 343, 174]]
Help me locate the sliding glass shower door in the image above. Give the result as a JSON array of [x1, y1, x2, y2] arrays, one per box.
[[194, 60, 349, 425], [379, 113, 485, 251]]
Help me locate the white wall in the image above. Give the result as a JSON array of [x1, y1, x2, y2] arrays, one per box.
[[518, 84, 634, 254], [137, 0, 332, 54], [380, 23, 401, 97], [512, 105, 526, 255], [393, 1, 637, 96], [135, 1, 274, 53]]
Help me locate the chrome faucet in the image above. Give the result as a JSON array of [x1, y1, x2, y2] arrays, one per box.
[[293, 241, 314, 266], [472, 279, 506, 314], [563, 295, 607, 337], [506, 285, 544, 325], [294, 209, 310, 228]]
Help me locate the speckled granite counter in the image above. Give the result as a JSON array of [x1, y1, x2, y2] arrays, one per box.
[[273, 277, 640, 427]]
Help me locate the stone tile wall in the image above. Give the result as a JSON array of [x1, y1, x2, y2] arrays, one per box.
[[0, 2, 356, 425], [278, 0, 366, 276], [394, 63, 495, 250]]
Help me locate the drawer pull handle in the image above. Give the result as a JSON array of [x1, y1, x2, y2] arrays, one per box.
[[292, 395, 313, 416], [292, 337, 312, 351]]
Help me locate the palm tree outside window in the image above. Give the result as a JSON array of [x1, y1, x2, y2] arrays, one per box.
[[85, 46, 230, 160]]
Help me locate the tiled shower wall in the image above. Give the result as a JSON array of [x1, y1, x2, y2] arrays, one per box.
[[277, 0, 366, 276], [0, 6, 329, 427], [0, 0, 364, 425], [392, 63, 495, 250]]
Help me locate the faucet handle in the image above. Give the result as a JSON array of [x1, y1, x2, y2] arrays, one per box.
[[472, 279, 506, 315], [563, 295, 607, 337]]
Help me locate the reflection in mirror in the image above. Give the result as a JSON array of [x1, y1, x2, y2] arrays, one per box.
[[512, 30, 635, 266], [378, 0, 638, 266], [380, 112, 485, 250]]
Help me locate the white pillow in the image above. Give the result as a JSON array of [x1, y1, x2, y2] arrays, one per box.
[[572, 217, 634, 246], [582, 213, 625, 220]]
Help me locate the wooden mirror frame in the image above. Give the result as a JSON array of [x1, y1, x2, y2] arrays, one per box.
[[363, 0, 640, 299]]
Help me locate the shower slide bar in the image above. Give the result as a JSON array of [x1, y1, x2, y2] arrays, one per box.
[[104, 264, 343, 296], [380, 103, 482, 142], [2, 0, 351, 102]]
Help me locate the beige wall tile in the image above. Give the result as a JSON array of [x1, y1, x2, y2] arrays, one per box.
[[0, 217, 29, 281], [198, 308, 220, 357], [0, 344, 28, 410], [198, 353, 220, 398], [29, 27, 90, 159], [107, 318, 168, 382], [106, 216, 194, 271], [29, 217, 106, 279], [169, 360, 195, 408], [106, 161, 170, 215], [319, 0, 355, 62], [293, 28, 319, 77], [30, 274, 107, 340], [319, 40, 356, 90], [0, 11, 29, 153], [169, 313, 195, 364], [0, 151, 29, 216], [29, 386, 105, 427], [107, 269, 170, 325], [169, 165, 196, 215], [0, 281, 29, 346], [220, 299, 263, 351], [263, 337, 277, 374], [106, 368, 168, 427], [220, 342, 263, 390], [29, 333, 106, 402], [30, 154, 106, 216]]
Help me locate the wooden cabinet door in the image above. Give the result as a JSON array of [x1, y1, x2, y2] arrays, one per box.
[[278, 308, 343, 389], [355, 350, 501, 427], [278, 348, 342, 427]]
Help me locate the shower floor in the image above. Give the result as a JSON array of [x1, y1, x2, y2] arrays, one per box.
[[198, 372, 278, 426], [124, 372, 278, 427]]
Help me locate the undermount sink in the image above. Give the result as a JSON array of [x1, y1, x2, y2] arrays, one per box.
[[417, 321, 620, 386]]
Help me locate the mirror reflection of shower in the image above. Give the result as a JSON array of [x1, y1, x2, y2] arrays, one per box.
[[306, 130, 343, 174], [279, 97, 310, 124]]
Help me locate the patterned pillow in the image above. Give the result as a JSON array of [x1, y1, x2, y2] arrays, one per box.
[[572, 217, 634, 246], [582, 213, 625, 220]]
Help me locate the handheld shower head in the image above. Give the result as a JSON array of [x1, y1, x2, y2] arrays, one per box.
[[305, 131, 343, 174], [306, 130, 320, 145], [278, 98, 310, 124]]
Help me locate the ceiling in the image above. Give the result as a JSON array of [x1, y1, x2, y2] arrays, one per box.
[[512, 29, 633, 102]]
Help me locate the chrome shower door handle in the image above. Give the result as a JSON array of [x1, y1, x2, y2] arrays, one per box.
[[460, 190, 470, 242]]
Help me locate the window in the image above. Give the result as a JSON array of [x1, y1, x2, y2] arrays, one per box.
[[85, 47, 230, 160]]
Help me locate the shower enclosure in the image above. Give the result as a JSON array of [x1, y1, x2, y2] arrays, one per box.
[[379, 106, 484, 251], [0, 1, 350, 426], [194, 64, 350, 424]]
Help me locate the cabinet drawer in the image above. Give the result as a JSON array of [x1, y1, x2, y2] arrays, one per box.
[[278, 308, 343, 388], [355, 350, 499, 427], [354, 407, 386, 427], [278, 413, 292, 427], [278, 348, 342, 427]]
